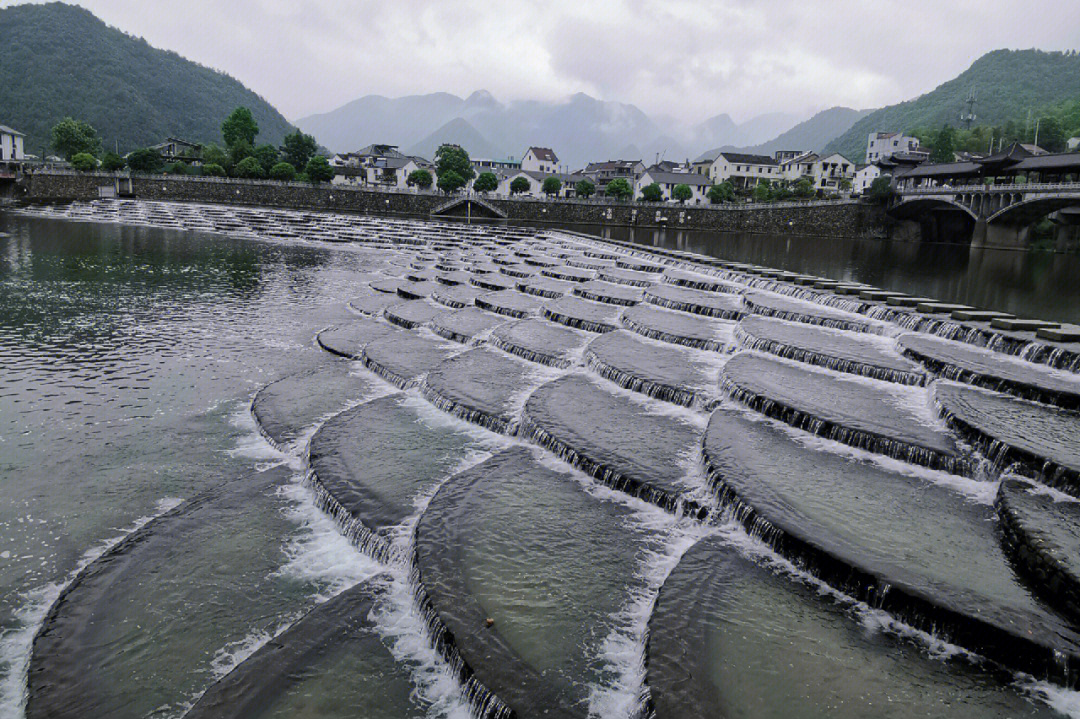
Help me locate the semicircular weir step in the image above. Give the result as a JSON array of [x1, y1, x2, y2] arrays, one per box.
[[661, 267, 741, 293], [348, 291, 405, 316], [621, 303, 732, 351], [489, 319, 589, 368], [474, 289, 544, 318], [722, 352, 966, 474], [361, 332, 460, 388], [27, 467, 296, 719], [584, 330, 719, 407], [997, 478, 1080, 621], [251, 362, 384, 449], [415, 446, 653, 718], [644, 284, 745, 318], [307, 393, 497, 561], [744, 290, 890, 334], [182, 576, 424, 719], [521, 373, 706, 515], [737, 315, 926, 385], [900, 333, 1080, 410], [542, 296, 622, 333], [421, 347, 552, 433], [647, 534, 1061, 719], [518, 275, 576, 298], [933, 381, 1080, 494], [572, 279, 644, 306], [431, 283, 484, 309], [429, 306, 505, 345], [384, 299, 444, 329], [316, 317, 400, 359], [597, 266, 656, 286], [701, 408, 1080, 687]]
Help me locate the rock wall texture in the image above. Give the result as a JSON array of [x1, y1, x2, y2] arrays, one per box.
[[19, 172, 891, 238]]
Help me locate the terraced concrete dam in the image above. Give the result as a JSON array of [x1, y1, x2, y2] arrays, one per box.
[[5, 198, 1080, 718]]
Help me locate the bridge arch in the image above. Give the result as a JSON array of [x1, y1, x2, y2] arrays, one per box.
[[987, 195, 1080, 226], [889, 196, 978, 222]]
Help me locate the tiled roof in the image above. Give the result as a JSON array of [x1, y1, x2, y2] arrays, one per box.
[[528, 147, 558, 162], [642, 170, 711, 186], [716, 152, 777, 166], [0, 125, 26, 136]]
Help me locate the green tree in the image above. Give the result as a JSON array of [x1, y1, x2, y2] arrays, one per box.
[[253, 144, 280, 174], [706, 182, 734, 204], [438, 170, 466, 193], [51, 117, 101, 160], [640, 182, 664, 202], [752, 179, 772, 202], [606, 177, 633, 201], [793, 178, 815, 199], [1037, 116, 1065, 152], [126, 148, 164, 173], [770, 184, 793, 201], [930, 124, 956, 163], [166, 162, 189, 175], [575, 179, 596, 198], [233, 155, 264, 178], [202, 143, 230, 170], [281, 130, 318, 171], [672, 184, 693, 203], [305, 155, 334, 184], [839, 178, 853, 193], [269, 161, 297, 181], [867, 176, 894, 203], [542, 176, 562, 196], [100, 152, 125, 172], [70, 152, 98, 171], [230, 140, 254, 167], [473, 171, 498, 193], [202, 163, 226, 177], [509, 176, 531, 195], [435, 145, 475, 184], [222, 106, 259, 148], [406, 169, 433, 189]]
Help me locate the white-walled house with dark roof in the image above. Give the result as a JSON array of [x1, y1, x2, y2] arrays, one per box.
[[1, 125, 25, 161], [635, 168, 712, 204], [520, 147, 559, 174]]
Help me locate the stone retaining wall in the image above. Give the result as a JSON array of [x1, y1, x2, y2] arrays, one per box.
[[18, 172, 891, 238]]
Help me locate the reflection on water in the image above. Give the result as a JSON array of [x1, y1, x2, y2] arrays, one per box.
[[559, 224, 1080, 324]]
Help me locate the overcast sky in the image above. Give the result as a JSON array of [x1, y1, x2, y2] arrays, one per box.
[[10, 0, 1080, 123]]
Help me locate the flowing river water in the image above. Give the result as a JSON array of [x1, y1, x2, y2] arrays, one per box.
[[2, 200, 1080, 718]]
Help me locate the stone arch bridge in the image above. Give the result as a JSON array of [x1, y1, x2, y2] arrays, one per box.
[[888, 184, 1080, 249]]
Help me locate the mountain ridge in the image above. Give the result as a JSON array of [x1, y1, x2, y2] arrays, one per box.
[[0, 2, 297, 153]]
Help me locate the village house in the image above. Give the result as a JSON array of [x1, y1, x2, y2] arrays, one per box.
[[635, 167, 711, 204], [853, 164, 881, 195], [581, 160, 645, 193], [148, 138, 202, 164], [472, 157, 521, 172], [706, 152, 779, 189], [499, 169, 585, 199], [330, 144, 435, 189], [1, 124, 26, 162], [865, 132, 928, 164], [520, 147, 559, 174], [778, 152, 856, 192]]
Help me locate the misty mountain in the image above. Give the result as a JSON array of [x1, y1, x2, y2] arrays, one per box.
[[406, 118, 502, 162], [693, 106, 872, 162], [735, 112, 803, 146], [296, 90, 807, 169]]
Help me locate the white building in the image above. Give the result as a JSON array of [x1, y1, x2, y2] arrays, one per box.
[[635, 168, 711, 204], [707, 152, 780, 188], [1066, 137, 1080, 151], [777, 152, 855, 192], [521, 147, 559, 174], [499, 170, 584, 199], [853, 164, 881, 195], [0, 125, 25, 162], [865, 132, 926, 164]]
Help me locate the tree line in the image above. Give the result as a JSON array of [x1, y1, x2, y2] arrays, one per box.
[[49, 108, 335, 183]]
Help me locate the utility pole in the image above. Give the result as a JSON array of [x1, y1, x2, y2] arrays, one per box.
[[960, 88, 977, 129], [1034, 119, 1041, 148]]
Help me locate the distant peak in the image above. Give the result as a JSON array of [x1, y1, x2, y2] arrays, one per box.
[[466, 89, 496, 103]]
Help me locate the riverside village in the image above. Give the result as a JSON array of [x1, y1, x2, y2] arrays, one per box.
[[2, 2, 1080, 719]]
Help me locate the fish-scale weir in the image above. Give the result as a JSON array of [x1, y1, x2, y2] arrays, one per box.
[[722, 352, 967, 474], [701, 408, 1080, 688], [584, 330, 717, 407]]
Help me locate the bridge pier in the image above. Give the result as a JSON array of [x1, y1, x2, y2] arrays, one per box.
[[983, 222, 1029, 250]]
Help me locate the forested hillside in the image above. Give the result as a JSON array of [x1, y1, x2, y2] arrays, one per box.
[[0, 2, 296, 154], [824, 49, 1080, 161]]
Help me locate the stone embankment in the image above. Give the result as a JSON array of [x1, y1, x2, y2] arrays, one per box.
[[16, 170, 890, 238]]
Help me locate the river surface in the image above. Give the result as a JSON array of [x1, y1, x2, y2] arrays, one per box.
[[557, 223, 1080, 324], [1, 208, 1078, 719]]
